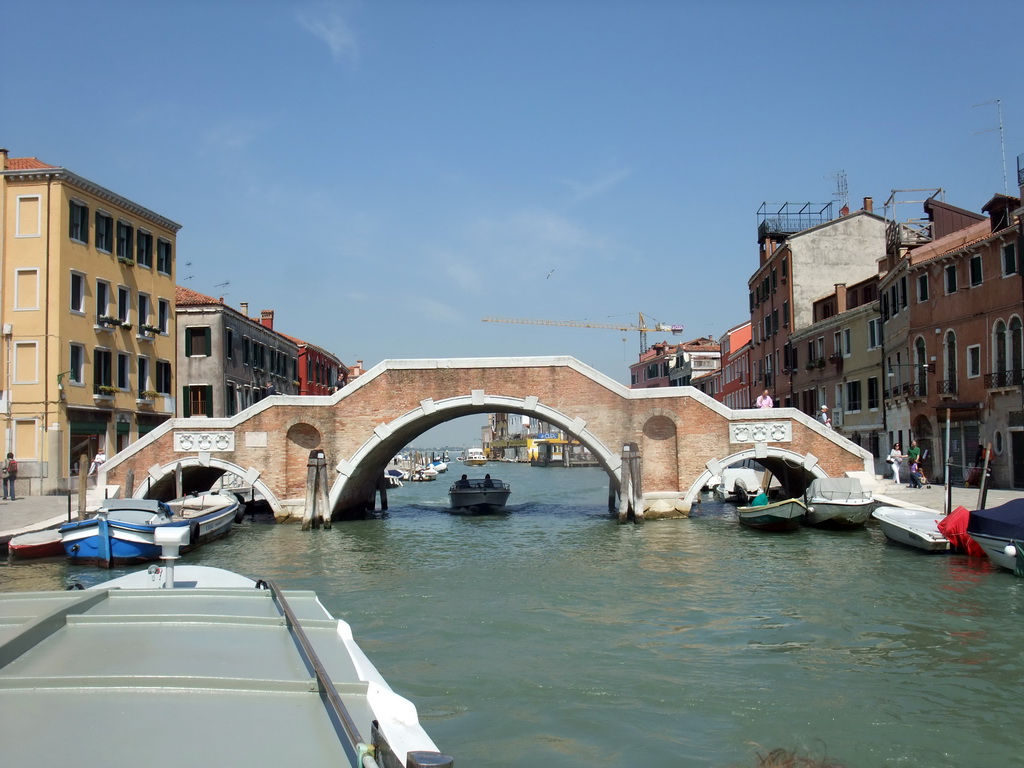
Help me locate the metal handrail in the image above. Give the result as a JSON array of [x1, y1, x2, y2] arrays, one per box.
[[264, 580, 381, 768]]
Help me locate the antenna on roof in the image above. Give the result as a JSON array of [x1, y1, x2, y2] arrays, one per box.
[[972, 98, 1008, 195], [828, 170, 849, 210]]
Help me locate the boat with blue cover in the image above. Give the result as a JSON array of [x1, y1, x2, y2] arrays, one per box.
[[60, 492, 239, 567]]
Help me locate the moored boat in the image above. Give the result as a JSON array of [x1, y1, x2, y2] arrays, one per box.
[[462, 447, 487, 466], [737, 497, 807, 531], [872, 506, 950, 552], [60, 492, 238, 567], [713, 466, 762, 504], [0, 529, 451, 768], [449, 475, 511, 513], [7, 529, 64, 559], [966, 499, 1024, 572], [803, 477, 874, 528]]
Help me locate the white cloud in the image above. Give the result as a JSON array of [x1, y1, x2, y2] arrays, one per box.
[[297, 4, 359, 65], [558, 167, 633, 205]]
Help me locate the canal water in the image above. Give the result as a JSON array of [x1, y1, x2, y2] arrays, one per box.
[[3, 461, 1022, 767]]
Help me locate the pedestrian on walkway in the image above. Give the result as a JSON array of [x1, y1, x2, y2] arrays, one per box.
[[888, 443, 905, 485], [3, 452, 18, 500], [88, 448, 106, 477], [756, 389, 774, 408], [818, 405, 831, 428]]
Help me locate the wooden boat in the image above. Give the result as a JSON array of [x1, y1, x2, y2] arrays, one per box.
[[0, 529, 451, 768], [712, 466, 762, 504], [966, 499, 1024, 572], [872, 506, 950, 552], [7, 529, 64, 559], [60, 492, 238, 567], [803, 477, 874, 528], [449, 476, 512, 513], [737, 497, 807, 531]]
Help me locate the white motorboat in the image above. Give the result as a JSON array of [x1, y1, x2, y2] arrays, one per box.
[[966, 499, 1024, 572], [804, 477, 874, 528], [872, 506, 950, 552], [448, 475, 511, 513], [0, 528, 451, 768], [712, 467, 762, 504], [461, 447, 487, 466]]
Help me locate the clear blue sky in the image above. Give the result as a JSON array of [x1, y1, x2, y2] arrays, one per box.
[[4, 1, 1020, 445]]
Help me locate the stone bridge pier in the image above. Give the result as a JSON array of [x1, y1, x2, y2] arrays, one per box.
[[99, 357, 873, 522]]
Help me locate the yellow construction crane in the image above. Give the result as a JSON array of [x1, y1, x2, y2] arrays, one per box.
[[482, 313, 683, 353]]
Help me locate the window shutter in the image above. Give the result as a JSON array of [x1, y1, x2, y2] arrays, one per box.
[[182, 387, 192, 417], [204, 385, 214, 417], [185, 329, 193, 357], [204, 328, 211, 356]]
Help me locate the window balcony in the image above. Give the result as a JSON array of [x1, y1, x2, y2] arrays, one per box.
[[936, 379, 958, 397], [984, 369, 1024, 389]]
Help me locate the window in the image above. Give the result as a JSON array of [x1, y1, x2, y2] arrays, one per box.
[[969, 255, 983, 287], [117, 287, 130, 323], [156, 360, 172, 394], [138, 356, 150, 393], [93, 349, 113, 391], [842, 328, 851, 357], [868, 318, 881, 350], [14, 342, 39, 384], [116, 221, 134, 261], [136, 231, 153, 268], [14, 268, 40, 310], [833, 331, 841, 357], [69, 201, 89, 244], [845, 380, 862, 413], [185, 385, 213, 417], [868, 377, 879, 410], [945, 264, 958, 294], [900, 276, 908, 308], [226, 328, 234, 360], [95, 212, 114, 252], [156, 238, 172, 274], [138, 293, 151, 327], [96, 280, 110, 319], [117, 352, 131, 389], [70, 272, 86, 313], [1003, 242, 1018, 276], [157, 299, 170, 333], [185, 327, 211, 357], [917, 274, 929, 302], [226, 383, 237, 417], [967, 345, 981, 378], [995, 320, 1007, 373], [69, 343, 85, 385]]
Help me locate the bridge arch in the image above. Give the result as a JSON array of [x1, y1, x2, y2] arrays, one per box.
[[682, 447, 830, 510], [133, 455, 283, 514], [330, 391, 622, 513]]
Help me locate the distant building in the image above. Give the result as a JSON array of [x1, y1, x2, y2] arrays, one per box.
[[716, 322, 752, 409], [0, 150, 180, 493]]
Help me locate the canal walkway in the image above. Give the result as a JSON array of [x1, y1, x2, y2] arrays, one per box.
[[1, 479, 1021, 551]]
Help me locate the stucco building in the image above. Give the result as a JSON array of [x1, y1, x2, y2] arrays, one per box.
[[0, 150, 179, 493]]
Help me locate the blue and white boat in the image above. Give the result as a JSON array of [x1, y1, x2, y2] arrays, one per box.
[[60, 492, 239, 567]]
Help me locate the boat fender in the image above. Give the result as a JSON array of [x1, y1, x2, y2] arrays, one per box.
[[1004, 544, 1017, 557], [189, 521, 200, 546]]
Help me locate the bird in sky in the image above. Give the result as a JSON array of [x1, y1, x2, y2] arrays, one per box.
[[547, 269, 555, 279]]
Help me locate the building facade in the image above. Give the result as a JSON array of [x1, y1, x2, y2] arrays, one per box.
[[1, 151, 179, 493]]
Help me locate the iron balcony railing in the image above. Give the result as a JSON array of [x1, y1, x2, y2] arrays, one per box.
[[936, 378, 958, 396], [984, 369, 1024, 389]]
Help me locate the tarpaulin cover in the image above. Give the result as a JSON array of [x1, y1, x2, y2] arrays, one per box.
[[937, 506, 986, 556], [966, 498, 1024, 540]]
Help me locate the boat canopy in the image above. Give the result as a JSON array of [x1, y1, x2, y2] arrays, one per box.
[[966, 499, 1024, 539], [806, 477, 869, 500]]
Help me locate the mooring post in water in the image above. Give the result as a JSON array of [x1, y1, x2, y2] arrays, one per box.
[[303, 449, 328, 530], [77, 452, 89, 520], [617, 442, 643, 524], [125, 469, 135, 498], [376, 473, 388, 511]]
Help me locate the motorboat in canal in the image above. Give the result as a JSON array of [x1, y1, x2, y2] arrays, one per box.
[[736, 497, 807, 531], [966, 498, 1024, 572], [0, 527, 451, 768], [461, 447, 487, 466], [713, 466, 762, 504], [803, 477, 874, 528], [872, 506, 950, 552], [60, 492, 239, 568], [449, 475, 512, 513]]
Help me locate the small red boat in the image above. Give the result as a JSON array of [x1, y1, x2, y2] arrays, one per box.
[[8, 529, 64, 559]]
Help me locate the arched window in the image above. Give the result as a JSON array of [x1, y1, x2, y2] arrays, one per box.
[[994, 320, 1007, 375], [1011, 317, 1023, 382], [945, 330, 957, 392], [914, 337, 928, 390]]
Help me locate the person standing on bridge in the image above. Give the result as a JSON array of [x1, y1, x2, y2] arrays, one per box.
[[756, 389, 773, 408], [818, 405, 831, 428]]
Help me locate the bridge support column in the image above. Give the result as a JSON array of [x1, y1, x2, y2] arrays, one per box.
[[618, 442, 643, 524]]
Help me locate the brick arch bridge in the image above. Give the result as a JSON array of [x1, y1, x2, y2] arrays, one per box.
[[100, 357, 873, 521]]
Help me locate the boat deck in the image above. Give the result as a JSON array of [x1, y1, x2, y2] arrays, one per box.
[[0, 581, 437, 766]]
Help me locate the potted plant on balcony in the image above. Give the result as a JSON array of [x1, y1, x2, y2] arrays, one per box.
[[138, 323, 160, 336], [98, 315, 121, 328], [138, 389, 160, 404], [816, 358, 826, 369]]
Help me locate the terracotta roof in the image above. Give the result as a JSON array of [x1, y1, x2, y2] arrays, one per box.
[[910, 220, 1011, 267], [6, 157, 57, 170], [175, 285, 222, 306]]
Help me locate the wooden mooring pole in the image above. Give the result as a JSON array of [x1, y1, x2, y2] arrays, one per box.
[[302, 449, 331, 530], [617, 442, 643, 524]]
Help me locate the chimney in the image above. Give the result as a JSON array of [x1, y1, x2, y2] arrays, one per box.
[[835, 283, 848, 313], [260, 310, 274, 330], [0, 148, 8, 171], [240, 302, 249, 318], [840, 205, 850, 216], [863, 196, 873, 213]]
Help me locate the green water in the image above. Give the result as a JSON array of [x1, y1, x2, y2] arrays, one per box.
[[3, 462, 1022, 767]]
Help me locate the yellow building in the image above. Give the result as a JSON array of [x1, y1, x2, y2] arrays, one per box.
[[0, 150, 180, 494]]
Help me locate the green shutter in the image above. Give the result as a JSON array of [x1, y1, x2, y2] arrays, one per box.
[[185, 329, 193, 357], [182, 387, 191, 417], [204, 385, 214, 417], [204, 328, 211, 356]]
